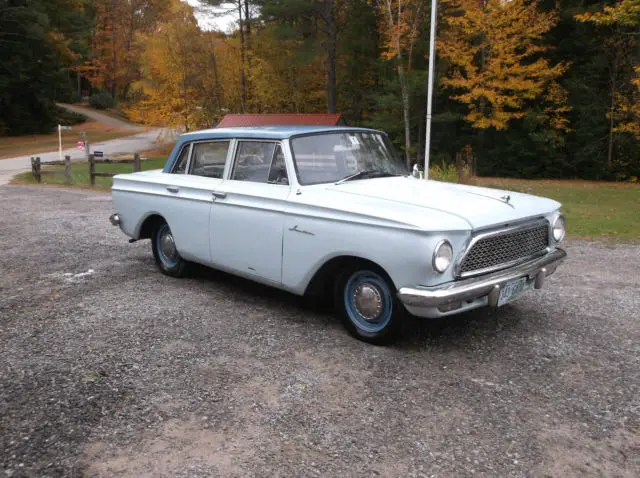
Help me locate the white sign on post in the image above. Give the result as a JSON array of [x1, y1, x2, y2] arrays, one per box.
[[58, 125, 72, 161]]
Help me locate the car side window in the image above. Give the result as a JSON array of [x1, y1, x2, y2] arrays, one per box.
[[190, 141, 230, 178], [171, 145, 190, 174], [231, 141, 280, 183], [268, 144, 289, 185]]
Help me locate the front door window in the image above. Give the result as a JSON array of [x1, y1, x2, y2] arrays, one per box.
[[231, 141, 288, 184]]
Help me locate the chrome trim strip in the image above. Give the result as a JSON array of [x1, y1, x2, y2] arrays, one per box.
[[458, 247, 550, 278], [184, 142, 193, 174], [111, 187, 213, 203], [398, 248, 566, 308], [454, 218, 550, 278]]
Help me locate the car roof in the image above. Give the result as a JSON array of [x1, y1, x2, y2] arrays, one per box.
[[179, 125, 382, 141]]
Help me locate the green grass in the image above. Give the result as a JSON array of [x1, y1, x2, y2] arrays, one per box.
[[474, 177, 640, 241], [12, 156, 167, 190]]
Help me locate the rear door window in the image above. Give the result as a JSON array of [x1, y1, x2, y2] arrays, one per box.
[[190, 141, 230, 179]]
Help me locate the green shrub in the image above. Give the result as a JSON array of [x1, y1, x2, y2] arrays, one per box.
[[89, 92, 115, 110], [55, 106, 86, 126], [428, 162, 459, 183]]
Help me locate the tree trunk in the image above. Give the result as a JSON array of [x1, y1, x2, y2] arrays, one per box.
[[383, 0, 411, 168], [398, 64, 411, 169], [326, 0, 337, 114], [608, 52, 619, 168], [244, 0, 252, 105], [209, 37, 222, 117], [111, 0, 117, 99], [238, 1, 246, 112]]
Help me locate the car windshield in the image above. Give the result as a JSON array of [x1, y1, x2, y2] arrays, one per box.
[[290, 132, 408, 185]]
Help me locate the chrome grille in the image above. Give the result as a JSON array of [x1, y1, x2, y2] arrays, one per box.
[[459, 221, 549, 276]]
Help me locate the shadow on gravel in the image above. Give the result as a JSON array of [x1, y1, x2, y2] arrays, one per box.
[[185, 262, 524, 351]]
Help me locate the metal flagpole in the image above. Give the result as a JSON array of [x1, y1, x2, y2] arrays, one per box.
[[424, 0, 438, 179]]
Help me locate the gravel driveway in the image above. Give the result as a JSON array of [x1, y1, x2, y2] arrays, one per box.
[[1, 186, 638, 477]]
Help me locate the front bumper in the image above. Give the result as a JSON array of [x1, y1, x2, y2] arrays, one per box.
[[397, 248, 566, 317]]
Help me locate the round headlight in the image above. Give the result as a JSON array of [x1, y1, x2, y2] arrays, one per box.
[[433, 240, 453, 273], [553, 215, 566, 242]]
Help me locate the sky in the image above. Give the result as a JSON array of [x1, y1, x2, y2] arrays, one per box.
[[184, 0, 239, 33]]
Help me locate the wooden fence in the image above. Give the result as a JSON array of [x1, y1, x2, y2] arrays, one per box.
[[89, 153, 141, 185], [30, 156, 72, 185], [30, 153, 142, 186]]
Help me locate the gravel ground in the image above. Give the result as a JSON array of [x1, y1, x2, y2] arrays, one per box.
[[1, 185, 639, 478]]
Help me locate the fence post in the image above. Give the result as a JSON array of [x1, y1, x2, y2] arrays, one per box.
[[35, 157, 41, 183], [134, 152, 141, 172], [30, 157, 36, 180], [89, 154, 95, 186], [64, 155, 71, 186]]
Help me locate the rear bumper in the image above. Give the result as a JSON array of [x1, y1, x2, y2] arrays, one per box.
[[397, 248, 566, 317]]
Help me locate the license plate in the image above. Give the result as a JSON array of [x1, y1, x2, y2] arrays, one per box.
[[497, 277, 528, 307]]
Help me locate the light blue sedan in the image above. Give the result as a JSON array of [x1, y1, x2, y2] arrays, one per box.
[[110, 126, 566, 344]]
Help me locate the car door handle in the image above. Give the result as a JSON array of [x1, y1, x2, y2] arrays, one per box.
[[166, 186, 179, 193], [212, 190, 227, 200]]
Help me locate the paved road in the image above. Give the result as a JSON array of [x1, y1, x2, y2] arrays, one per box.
[[56, 103, 144, 131], [0, 104, 177, 185], [1, 186, 638, 477]]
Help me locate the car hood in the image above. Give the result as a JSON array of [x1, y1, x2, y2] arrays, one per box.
[[306, 176, 560, 230]]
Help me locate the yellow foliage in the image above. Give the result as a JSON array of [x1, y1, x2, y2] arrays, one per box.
[[575, 0, 640, 27], [439, 0, 570, 131], [125, 1, 207, 130], [373, 0, 425, 64], [577, 1, 640, 140], [247, 24, 326, 113], [613, 66, 640, 140]]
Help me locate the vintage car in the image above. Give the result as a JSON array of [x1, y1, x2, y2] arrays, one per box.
[[110, 126, 566, 344]]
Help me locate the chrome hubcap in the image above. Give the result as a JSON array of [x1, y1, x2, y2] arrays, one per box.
[[159, 230, 177, 261], [353, 283, 383, 320]]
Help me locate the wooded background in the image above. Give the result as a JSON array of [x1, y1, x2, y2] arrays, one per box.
[[1, 0, 639, 180]]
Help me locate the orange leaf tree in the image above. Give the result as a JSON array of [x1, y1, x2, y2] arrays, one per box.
[[87, 0, 171, 99], [438, 0, 569, 132], [373, 0, 427, 168], [126, 1, 208, 130]]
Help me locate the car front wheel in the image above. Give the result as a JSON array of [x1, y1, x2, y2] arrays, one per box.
[[151, 221, 188, 277], [334, 264, 404, 345]]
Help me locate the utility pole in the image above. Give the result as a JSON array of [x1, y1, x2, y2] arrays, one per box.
[[424, 0, 438, 179]]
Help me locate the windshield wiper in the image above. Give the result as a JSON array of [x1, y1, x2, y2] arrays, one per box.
[[334, 169, 399, 185]]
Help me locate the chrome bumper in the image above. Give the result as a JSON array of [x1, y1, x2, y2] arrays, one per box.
[[397, 248, 567, 309]]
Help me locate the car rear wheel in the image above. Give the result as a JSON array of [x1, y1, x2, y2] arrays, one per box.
[[333, 264, 404, 345], [151, 221, 188, 277]]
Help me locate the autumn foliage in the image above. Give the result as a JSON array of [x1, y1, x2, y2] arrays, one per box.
[[2, 0, 639, 180]]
